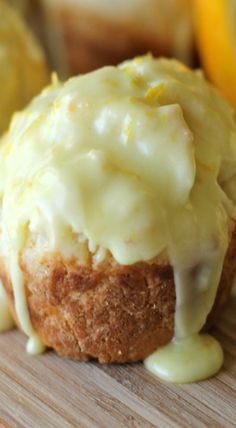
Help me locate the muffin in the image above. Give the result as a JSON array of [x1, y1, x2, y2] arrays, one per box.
[[1, 56, 236, 382], [40, 0, 194, 75], [0, 0, 49, 134]]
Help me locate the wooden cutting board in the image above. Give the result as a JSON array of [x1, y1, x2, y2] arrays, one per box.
[[0, 298, 235, 428]]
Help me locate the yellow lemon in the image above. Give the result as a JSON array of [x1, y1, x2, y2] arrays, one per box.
[[194, 0, 236, 108]]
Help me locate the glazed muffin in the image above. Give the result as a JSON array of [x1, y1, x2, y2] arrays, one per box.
[[0, 0, 49, 134], [1, 56, 236, 382], [40, 0, 194, 75]]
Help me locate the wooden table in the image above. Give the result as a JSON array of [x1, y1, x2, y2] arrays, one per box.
[[0, 298, 235, 428]]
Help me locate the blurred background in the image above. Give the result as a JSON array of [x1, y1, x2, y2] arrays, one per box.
[[8, 0, 196, 76], [1, 0, 236, 131]]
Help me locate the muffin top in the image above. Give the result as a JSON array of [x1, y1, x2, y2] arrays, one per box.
[[0, 0, 48, 134], [1, 55, 236, 360], [1, 55, 236, 262]]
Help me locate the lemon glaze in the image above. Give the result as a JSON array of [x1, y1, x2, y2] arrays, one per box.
[[0, 56, 236, 378], [144, 334, 224, 383]]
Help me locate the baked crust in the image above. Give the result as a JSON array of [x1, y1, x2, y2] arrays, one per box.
[[1, 225, 236, 363]]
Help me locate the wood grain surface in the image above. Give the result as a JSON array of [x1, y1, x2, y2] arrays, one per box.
[[0, 298, 235, 428]]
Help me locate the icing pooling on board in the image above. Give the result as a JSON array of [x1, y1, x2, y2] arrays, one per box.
[[0, 56, 236, 379]]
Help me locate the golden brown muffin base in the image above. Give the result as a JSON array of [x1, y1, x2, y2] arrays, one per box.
[[45, 6, 175, 75], [1, 224, 236, 363]]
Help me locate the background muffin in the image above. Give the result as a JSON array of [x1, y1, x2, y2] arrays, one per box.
[[0, 0, 49, 134], [40, 0, 194, 75]]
